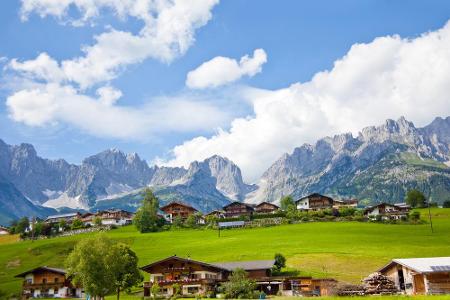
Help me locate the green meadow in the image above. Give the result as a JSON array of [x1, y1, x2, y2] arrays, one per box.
[[1, 208, 450, 298]]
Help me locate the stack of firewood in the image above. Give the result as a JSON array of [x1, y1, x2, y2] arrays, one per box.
[[336, 283, 365, 296], [363, 272, 398, 294]]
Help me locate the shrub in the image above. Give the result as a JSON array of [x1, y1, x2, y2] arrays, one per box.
[[409, 211, 421, 221], [443, 201, 450, 208]]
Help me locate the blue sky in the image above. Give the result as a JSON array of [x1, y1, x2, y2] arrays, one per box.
[[1, 0, 450, 180]]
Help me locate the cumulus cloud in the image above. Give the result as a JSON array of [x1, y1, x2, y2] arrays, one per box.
[[5, 0, 226, 138], [15, 0, 219, 88], [186, 49, 267, 89], [161, 21, 450, 182], [6, 83, 229, 139]]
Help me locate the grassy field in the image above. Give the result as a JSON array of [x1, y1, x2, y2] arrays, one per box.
[[1, 208, 450, 297]]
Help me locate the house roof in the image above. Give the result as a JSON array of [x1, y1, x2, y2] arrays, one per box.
[[211, 260, 275, 271], [379, 257, 450, 274], [15, 266, 66, 278], [223, 201, 255, 210], [45, 212, 79, 220], [160, 201, 198, 212], [295, 193, 334, 203], [255, 202, 279, 209], [364, 202, 406, 212], [140, 256, 224, 272]]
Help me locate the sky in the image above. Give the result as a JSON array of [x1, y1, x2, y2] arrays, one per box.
[[1, 0, 450, 182]]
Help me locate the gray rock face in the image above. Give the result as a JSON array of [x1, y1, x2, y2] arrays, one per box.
[[0, 140, 248, 214], [248, 116, 450, 204]]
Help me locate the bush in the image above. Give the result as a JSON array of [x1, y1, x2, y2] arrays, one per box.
[[443, 201, 450, 208], [409, 211, 421, 221], [222, 268, 257, 299]]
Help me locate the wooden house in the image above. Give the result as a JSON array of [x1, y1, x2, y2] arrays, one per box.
[[205, 210, 224, 219], [44, 213, 82, 225], [378, 257, 450, 295], [222, 202, 255, 218], [95, 209, 134, 226], [160, 201, 198, 223], [0, 226, 9, 235], [254, 202, 280, 214], [141, 256, 336, 297], [333, 199, 359, 209], [15, 266, 83, 298], [364, 203, 409, 220], [295, 193, 335, 211]]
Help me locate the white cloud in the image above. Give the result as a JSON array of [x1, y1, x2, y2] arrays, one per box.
[[6, 0, 225, 138], [161, 21, 450, 182], [186, 49, 267, 89], [15, 0, 219, 88], [6, 83, 230, 139]]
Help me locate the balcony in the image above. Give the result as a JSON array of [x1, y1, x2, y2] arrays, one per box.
[[22, 282, 68, 289], [144, 278, 217, 288]]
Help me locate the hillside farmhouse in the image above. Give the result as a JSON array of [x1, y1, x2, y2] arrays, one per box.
[[295, 193, 359, 211], [205, 210, 225, 218], [0, 226, 9, 235], [141, 256, 336, 297], [15, 267, 83, 299], [255, 202, 280, 214], [81, 210, 134, 226], [364, 203, 410, 220], [222, 202, 255, 218], [378, 257, 450, 295], [160, 201, 198, 223], [44, 213, 82, 225]]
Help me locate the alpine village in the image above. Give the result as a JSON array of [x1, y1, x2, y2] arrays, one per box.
[[2, 1, 450, 300]]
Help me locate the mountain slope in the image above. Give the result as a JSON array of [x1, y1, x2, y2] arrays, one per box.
[[247, 117, 450, 204]]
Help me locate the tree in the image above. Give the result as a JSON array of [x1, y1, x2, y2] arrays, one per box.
[[222, 268, 257, 299], [280, 195, 295, 211], [443, 201, 450, 208], [172, 216, 184, 228], [272, 253, 286, 273], [110, 244, 143, 300], [59, 219, 67, 232], [184, 214, 197, 228], [171, 283, 181, 299], [94, 216, 103, 227], [15, 217, 29, 234], [150, 281, 161, 299], [71, 219, 84, 230], [66, 235, 142, 300], [405, 189, 427, 208], [134, 188, 162, 233]]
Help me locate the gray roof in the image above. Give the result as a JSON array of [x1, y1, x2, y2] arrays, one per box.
[[379, 257, 450, 273], [211, 260, 275, 271], [46, 212, 79, 220]]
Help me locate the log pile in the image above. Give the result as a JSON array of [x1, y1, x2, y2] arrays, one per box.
[[336, 284, 365, 296], [363, 272, 398, 295]]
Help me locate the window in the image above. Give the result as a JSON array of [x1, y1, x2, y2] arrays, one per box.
[[54, 278, 59, 283], [54, 288, 59, 295], [42, 279, 47, 284], [187, 286, 199, 294]]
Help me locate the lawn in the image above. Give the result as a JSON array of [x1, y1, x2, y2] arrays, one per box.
[[1, 208, 449, 298]]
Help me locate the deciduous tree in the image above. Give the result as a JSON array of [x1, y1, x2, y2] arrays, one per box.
[[405, 189, 427, 208], [222, 268, 256, 299], [134, 188, 162, 233]]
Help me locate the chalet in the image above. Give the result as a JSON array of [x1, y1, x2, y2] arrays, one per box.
[[15, 266, 83, 298], [44, 213, 81, 225], [378, 257, 450, 295], [254, 202, 280, 214], [205, 210, 224, 219], [0, 226, 9, 235], [333, 199, 359, 209], [95, 209, 134, 226], [223, 202, 255, 218], [160, 201, 198, 223], [364, 203, 410, 220], [141, 256, 336, 297], [296, 193, 335, 211]]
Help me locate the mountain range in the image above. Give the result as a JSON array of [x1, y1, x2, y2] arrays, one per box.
[[0, 116, 449, 225]]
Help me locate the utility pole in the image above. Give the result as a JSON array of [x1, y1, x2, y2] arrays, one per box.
[[427, 195, 434, 234]]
